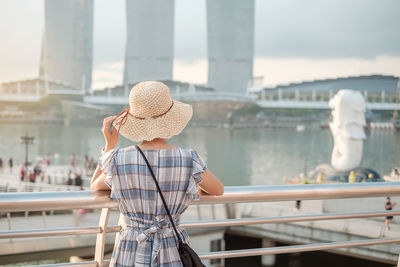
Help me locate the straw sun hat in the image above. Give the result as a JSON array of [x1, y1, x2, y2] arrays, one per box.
[[112, 81, 193, 142]]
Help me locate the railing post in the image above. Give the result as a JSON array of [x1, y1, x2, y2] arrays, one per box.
[[6, 212, 12, 243], [42, 211, 48, 228], [114, 213, 125, 247], [196, 205, 202, 220], [397, 253, 400, 267], [225, 203, 236, 219], [95, 208, 110, 267]]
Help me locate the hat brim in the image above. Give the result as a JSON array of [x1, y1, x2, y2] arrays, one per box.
[[113, 100, 193, 142]]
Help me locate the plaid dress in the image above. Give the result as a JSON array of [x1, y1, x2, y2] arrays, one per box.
[[98, 146, 206, 267]]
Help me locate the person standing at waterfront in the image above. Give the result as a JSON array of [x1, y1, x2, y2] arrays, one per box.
[[89, 157, 95, 170], [70, 153, 76, 168], [90, 81, 224, 266], [83, 155, 89, 175], [0, 158, 3, 172], [348, 170, 356, 183], [54, 153, 60, 165], [66, 170, 73, 186], [45, 154, 51, 166], [34, 164, 41, 181], [74, 173, 82, 187], [8, 157, 13, 174], [29, 171, 35, 183], [385, 197, 396, 230], [40, 160, 47, 182], [20, 164, 25, 181]]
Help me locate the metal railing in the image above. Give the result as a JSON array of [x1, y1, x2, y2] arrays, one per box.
[[1, 182, 400, 266]]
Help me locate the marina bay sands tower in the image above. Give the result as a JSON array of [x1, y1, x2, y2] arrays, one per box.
[[207, 0, 255, 93], [123, 0, 175, 85], [39, 0, 94, 92]]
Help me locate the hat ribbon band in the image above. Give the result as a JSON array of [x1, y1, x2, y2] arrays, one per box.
[[113, 100, 175, 132]]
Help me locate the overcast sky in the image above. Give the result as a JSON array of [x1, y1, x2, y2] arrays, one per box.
[[1, 0, 400, 88]]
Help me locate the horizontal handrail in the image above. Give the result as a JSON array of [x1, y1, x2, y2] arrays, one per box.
[[1, 182, 400, 267], [198, 237, 400, 260], [0, 226, 101, 239], [36, 261, 98, 267], [27, 236, 400, 266], [181, 210, 400, 229], [1, 182, 400, 212], [1, 210, 399, 239]]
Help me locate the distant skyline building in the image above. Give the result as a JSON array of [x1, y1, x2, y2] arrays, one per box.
[[207, 0, 255, 94], [39, 0, 94, 92], [124, 0, 174, 85]]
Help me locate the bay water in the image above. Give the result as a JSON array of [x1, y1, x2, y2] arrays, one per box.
[[0, 123, 398, 186]]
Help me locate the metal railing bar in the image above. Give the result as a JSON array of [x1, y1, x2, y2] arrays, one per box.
[[0, 191, 117, 212], [2, 182, 400, 212], [198, 237, 400, 260], [0, 226, 101, 239], [35, 260, 110, 267], [2, 210, 399, 239], [181, 210, 400, 229], [197, 182, 400, 204], [35, 261, 97, 267]]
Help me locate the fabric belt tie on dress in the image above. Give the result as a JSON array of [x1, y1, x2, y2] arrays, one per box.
[[124, 215, 181, 266]]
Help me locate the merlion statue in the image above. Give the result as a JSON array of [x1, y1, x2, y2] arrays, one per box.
[[303, 89, 382, 183], [329, 90, 366, 171]]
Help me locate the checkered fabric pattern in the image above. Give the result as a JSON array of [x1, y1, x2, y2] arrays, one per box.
[[98, 146, 206, 267]]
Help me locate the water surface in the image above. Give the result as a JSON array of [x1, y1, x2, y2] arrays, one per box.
[[0, 123, 398, 186]]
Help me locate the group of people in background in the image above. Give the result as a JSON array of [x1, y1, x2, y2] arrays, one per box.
[[19, 157, 50, 183], [0, 153, 96, 187], [65, 170, 83, 188]]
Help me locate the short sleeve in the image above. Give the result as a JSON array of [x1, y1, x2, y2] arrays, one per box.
[[97, 148, 119, 191], [186, 150, 207, 200]]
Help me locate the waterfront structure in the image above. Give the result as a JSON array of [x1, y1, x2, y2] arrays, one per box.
[[91, 80, 213, 98], [207, 0, 255, 94], [123, 0, 174, 85], [39, 0, 94, 93], [256, 75, 400, 103]]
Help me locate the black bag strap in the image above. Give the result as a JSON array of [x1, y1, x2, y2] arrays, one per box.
[[136, 145, 183, 244]]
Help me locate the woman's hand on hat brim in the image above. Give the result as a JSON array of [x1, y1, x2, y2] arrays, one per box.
[[102, 116, 118, 152]]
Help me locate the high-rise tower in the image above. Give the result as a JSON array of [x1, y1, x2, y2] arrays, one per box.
[[124, 0, 174, 85], [207, 0, 254, 93], [39, 0, 94, 92]]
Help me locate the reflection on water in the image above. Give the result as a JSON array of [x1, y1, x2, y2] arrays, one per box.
[[0, 123, 399, 186]]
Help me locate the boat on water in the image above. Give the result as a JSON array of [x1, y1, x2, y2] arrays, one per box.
[[384, 168, 400, 182], [283, 165, 383, 185]]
